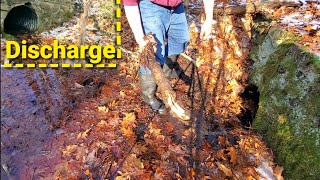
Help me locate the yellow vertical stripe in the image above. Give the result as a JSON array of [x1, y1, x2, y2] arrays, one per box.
[[116, 36, 121, 45], [117, 48, 122, 58], [116, 0, 121, 5], [116, 22, 121, 31], [116, 8, 121, 18]]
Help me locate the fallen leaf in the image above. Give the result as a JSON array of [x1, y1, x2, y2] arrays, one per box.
[[132, 143, 148, 155], [97, 106, 109, 113], [217, 149, 227, 161], [165, 122, 175, 133], [274, 165, 284, 180], [119, 90, 126, 98], [122, 112, 136, 127], [62, 144, 78, 156], [75, 82, 84, 88], [188, 168, 195, 179], [84, 169, 90, 176], [216, 162, 233, 177], [228, 147, 237, 165], [77, 128, 91, 140], [218, 136, 226, 146]]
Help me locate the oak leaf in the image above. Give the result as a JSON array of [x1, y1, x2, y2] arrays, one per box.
[[228, 147, 237, 165], [274, 165, 284, 180], [216, 162, 232, 177]]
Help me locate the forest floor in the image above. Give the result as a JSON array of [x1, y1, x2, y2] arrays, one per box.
[[1, 0, 318, 179]]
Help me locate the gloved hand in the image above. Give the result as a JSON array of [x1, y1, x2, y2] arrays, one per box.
[[138, 39, 148, 52], [200, 0, 214, 40], [200, 18, 213, 40]]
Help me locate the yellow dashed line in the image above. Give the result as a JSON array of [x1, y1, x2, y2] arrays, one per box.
[[96, 64, 105, 68], [62, 64, 70, 68], [15, 64, 24, 68], [49, 64, 59, 68], [39, 64, 47, 68], [117, 48, 122, 58], [116, 22, 121, 31], [2, 63, 116, 68], [3, 64, 13, 68], [115, 1, 121, 63], [108, 63, 117, 68], [85, 64, 93, 68], [74, 64, 82, 68], [116, 8, 121, 18], [27, 64, 36, 68], [116, 36, 121, 45]]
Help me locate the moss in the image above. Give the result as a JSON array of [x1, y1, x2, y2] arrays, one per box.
[[251, 27, 320, 179], [276, 31, 300, 45], [1, 30, 15, 40]]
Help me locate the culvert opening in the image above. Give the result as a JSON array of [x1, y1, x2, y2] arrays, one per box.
[[237, 84, 260, 129], [3, 2, 38, 36]]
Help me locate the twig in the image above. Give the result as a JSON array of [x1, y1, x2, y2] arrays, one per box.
[[141, 34, 190, 121], [180, 52, 221, 69]]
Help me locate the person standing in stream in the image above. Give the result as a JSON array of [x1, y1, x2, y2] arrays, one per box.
[[123, 0, 214, 114]]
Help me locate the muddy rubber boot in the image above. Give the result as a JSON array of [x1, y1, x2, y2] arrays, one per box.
[[163, 55, 182, 79], [140, 74, 167, 114]]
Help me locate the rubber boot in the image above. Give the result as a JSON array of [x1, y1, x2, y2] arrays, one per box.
[[163, 55, 182, 79], [140, 74, 167, 114]]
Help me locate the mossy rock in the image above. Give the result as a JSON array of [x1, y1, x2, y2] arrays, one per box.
[[250, 25, 320, 179]]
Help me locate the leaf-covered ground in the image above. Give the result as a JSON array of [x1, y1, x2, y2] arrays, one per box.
[[258, 0, 320, 56], [4, 0, 316, 179]]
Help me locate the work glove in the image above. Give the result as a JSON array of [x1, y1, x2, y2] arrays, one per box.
[[200, 18, 213, 40], [200, 0, 214, 40]]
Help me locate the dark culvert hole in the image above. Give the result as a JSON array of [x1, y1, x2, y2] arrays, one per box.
[[237, 84, 260, 129], [4, 2, 38, 36]]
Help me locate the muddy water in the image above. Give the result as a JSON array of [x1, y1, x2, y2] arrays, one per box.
[[1, 68, 70, 179]]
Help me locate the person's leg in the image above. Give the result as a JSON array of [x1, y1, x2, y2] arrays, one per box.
[[139, 0, 170, 72], [138, 0, 170, 113], [167, 3, 189, 57], [164, 3, 189, 78]]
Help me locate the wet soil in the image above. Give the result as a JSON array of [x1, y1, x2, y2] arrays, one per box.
[[1, 68, 110, 179]]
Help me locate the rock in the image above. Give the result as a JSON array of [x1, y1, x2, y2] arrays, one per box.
[[250, 24, 320, 179]]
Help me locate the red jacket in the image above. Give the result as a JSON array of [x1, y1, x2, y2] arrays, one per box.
[[123, 0, 183, 7]]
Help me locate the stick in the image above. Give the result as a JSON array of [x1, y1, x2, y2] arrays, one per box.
[[141, 34, 190, 121]]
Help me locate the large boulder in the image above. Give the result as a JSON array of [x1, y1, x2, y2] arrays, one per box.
[[250, 25, 320, 179]]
